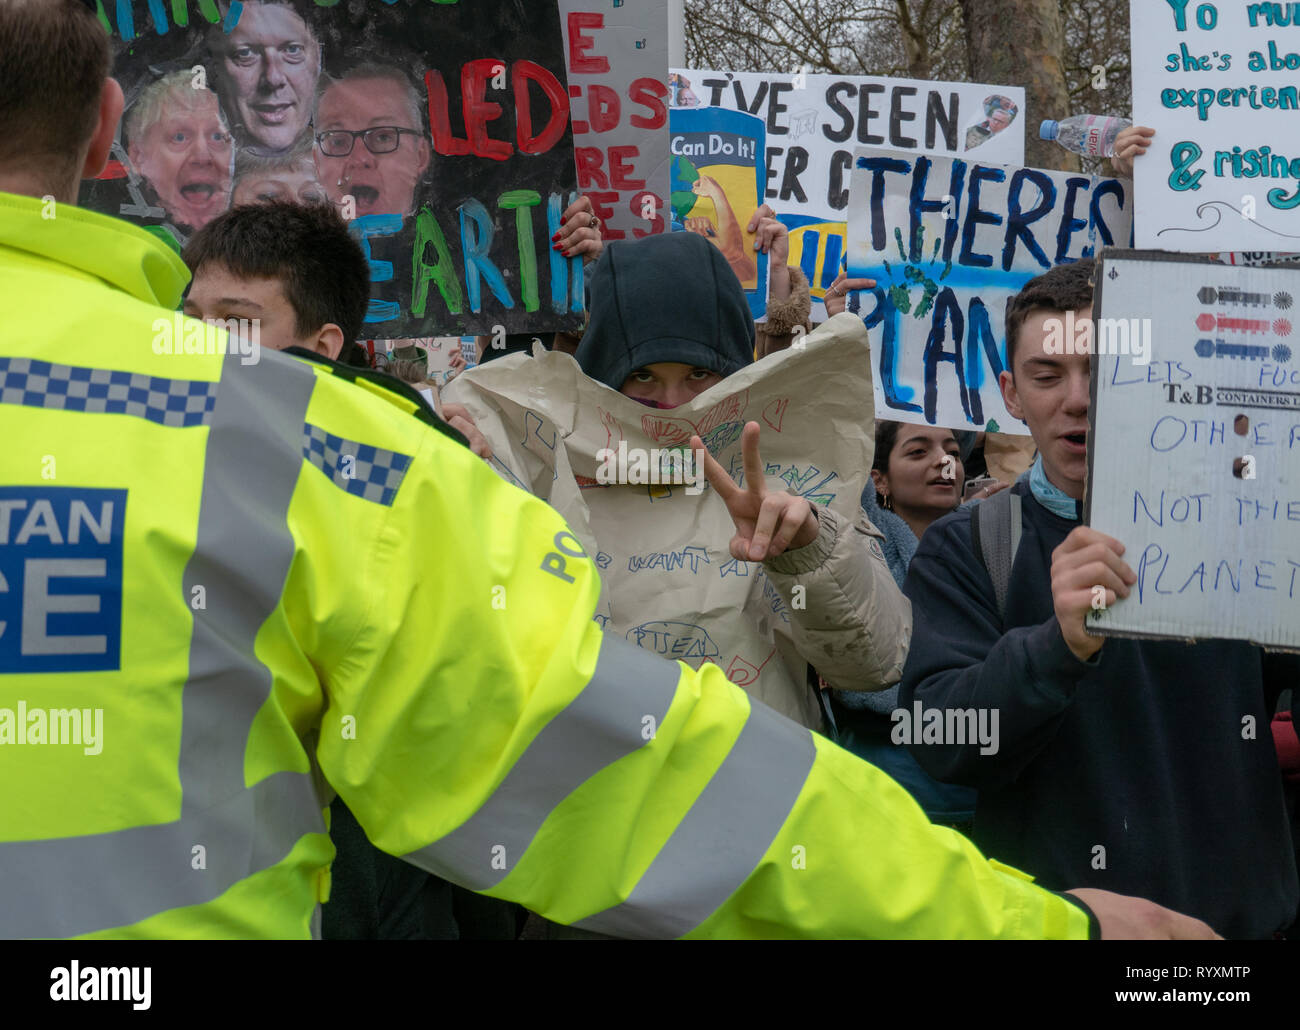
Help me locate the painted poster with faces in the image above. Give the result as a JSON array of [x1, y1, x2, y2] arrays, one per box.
[[79, 0, 584, 337]]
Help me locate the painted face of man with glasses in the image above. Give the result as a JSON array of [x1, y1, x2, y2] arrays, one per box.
[[314, 66, 431, 219]]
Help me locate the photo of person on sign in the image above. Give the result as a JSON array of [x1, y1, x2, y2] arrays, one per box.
[[232, 144, 328, 207], [207, 0, 322, 154], [313, 63, 431, 220], [125, 71, 234, 232], [964, 94, 1019, 151]]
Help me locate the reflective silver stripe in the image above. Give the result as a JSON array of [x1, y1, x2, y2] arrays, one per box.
[[573, 697, 816, 939], [2, 776, 318, 938], [178, 354, 313, 808], [405, 633, 679, 890], [1, 353, 322, 938]]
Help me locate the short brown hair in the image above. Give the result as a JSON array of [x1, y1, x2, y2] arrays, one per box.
[[1004, 258, 1095, 373], [0, 0, 111, 179], [182, 200, 371, 347]]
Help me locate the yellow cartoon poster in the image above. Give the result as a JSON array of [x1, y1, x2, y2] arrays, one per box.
[[669, 107, 768, 317]]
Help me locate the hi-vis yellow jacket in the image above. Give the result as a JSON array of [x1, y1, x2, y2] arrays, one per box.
[[0, 190, 1095, 939]]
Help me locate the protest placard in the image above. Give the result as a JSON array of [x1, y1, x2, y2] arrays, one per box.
[[1131, 2, 1300, 251], [1086, 251, 1300, 651], [845, 147, 1132, 434], [1213, 249, 1300, 266], [79, 0, 583, 338], [560, 0, 670, 242], [442, 314, 876, 727], [669, 107, 769, 320], [670, 69, 1025, 319], [414, 337, 467, 385]]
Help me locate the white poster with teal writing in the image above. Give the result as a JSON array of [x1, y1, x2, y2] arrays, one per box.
[[1132, 1, 1300, 250]]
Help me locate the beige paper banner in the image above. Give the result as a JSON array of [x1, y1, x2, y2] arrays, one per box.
[[444, 313, 875, 725]]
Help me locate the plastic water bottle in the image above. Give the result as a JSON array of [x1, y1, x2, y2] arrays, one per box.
[[1040, 115, 1131, 158]]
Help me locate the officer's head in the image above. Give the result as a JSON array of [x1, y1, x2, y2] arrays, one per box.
[[0, 0, 123, 203], [181, 200, 370, 362]]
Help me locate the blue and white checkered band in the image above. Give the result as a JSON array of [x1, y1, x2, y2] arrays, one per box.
[[0, 357, 218, 428], [301, 422, 413, 507]]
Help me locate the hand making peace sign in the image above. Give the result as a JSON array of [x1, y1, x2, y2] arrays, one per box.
[[691, 421, 821, 562]]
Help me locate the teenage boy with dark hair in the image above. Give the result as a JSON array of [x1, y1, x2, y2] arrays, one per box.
[[900, 257, 1300, 938], [182, 201, 491, 455], [183, 200, 369, 363]]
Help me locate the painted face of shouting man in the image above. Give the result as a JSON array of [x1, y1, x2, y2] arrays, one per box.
[[314, 69, 431, 219], [127, 76, 234, 231]]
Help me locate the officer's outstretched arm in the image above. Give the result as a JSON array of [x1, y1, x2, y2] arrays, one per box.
[[313, 425, 1094, 939]]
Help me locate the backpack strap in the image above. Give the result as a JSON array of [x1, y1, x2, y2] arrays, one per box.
[[970, 489, 1022, 623]]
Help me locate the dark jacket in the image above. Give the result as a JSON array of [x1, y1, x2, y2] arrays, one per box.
[[322, 798, 520, 940], [900, 480, 1300, 939]]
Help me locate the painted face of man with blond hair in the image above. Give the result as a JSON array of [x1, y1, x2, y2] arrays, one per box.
[[126, 73, 234, 231]]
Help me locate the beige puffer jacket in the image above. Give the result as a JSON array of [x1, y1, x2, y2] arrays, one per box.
[[445, 314, 909, 732], [763, 503, 912, 700]]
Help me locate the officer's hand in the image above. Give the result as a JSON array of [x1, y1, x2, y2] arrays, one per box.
[[1066, 888, 1221, 939], [1051, 526, 1135, 662], [441, 402, 493, 461], [692, 422, 819, 562]]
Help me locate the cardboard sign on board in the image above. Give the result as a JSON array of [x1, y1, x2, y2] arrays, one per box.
[[443, 315, 877, 726], [1087, 250, 1300, 652]]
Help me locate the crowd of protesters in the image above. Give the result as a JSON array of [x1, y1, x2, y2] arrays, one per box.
[[166, 111, 1300, 939]]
